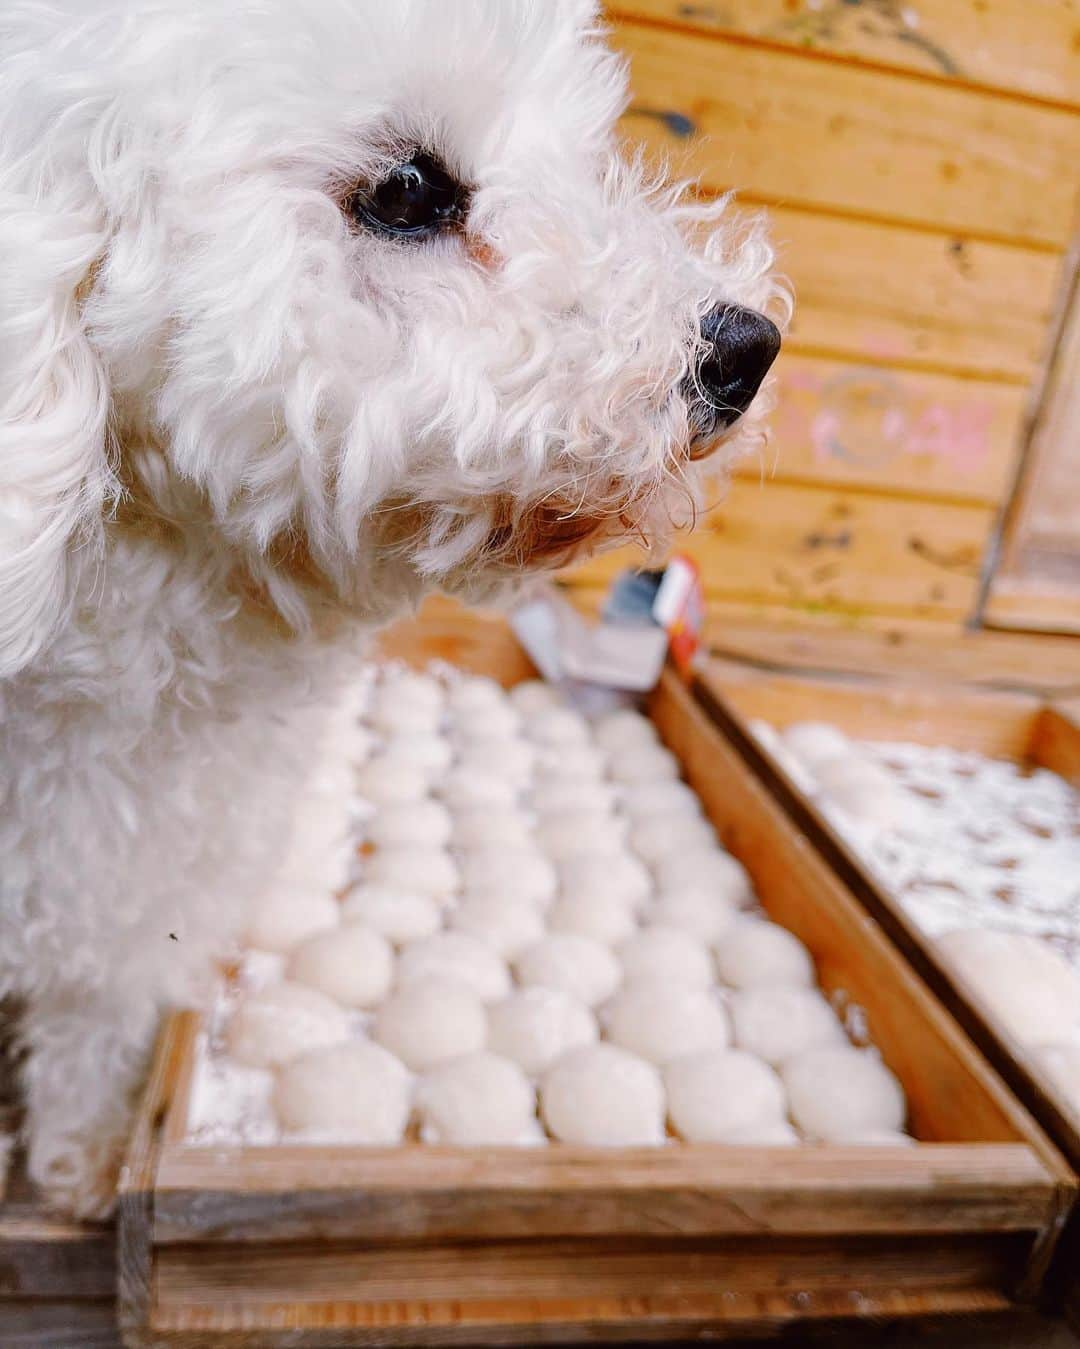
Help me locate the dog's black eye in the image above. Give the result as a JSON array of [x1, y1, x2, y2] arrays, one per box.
[[348, 152, 466, 238]]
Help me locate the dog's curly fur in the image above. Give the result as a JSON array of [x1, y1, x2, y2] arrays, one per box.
[[0, 0, 787, 1216]]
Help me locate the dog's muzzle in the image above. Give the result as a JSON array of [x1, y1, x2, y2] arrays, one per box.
[[684, 304, 781, 459]]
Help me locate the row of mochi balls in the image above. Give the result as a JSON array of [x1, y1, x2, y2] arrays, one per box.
[[224, 665, 910, 1148]]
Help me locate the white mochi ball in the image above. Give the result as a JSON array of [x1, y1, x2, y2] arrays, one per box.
[[533, 744, 608, 783], [524, 706, 591, 747], [936, 929, 1080, 1047], [460, 847, 557, 908], [381, 669, 444, 712], [617, 926, 714, 988], [654, 849, 753, 909], [355, 758, 431, 805], [620, 779, 702, 821], [548, 892, 638, 947], [515, 934, 622, 1007], [715, 920, 815, 990], [530, 778, 617, 817], [446, 674, 506, 715], [650, 886, 739, 944], [730, 985, 847, 1065], [592, 708, 658, 754], [396, 932, 511, 1003], [604, 981, 731, 1065], [378, 733, 453, 779], [724, 1121, 801, 1146], [274, 1041, 411, 1143], [814, 755, 909, 829], [451, 700, 521, 741], [365, 799, 453, 849], [1032, 1044, 1080, 1113], [782, 721, 852, 770], [369, 690, 443, 736], [783, 1045, 906, 1141], [535, 810, 627, 863], [541, 1043, 665, 1145], [451, 806, 535, 851], [226, 982, 350, 1070], [664, 1049, 787, 1142], [509, 679, 565, 716], [338, 721, 377, 768], [245, 886, 340, 954], [832, 1129, 915, 1147], [340, 885, 442, 944], [364, 847, 459, 902], [373, 979, 487, 1071], [286, 923, 394, 1009], [487, 988, 598, 1075], [607, 744, 680, 785], [450, 893, 546, 959], [456, 738, 536, 789], [415, 1052, 536, 1144], [439, 765, 519, 807], [631, 814, 718, 866], [559, 852, 652, 911]]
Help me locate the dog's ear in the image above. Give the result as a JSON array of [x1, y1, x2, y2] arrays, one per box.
[[0, 183, 113, 676]]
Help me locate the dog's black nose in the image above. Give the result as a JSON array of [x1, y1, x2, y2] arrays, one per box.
[[687, 304, 781, 449]]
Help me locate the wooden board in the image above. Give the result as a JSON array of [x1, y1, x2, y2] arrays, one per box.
[[607, 2, 1080, 107], [748, 352, 1026, 504], [612, 21, 1080, 248], [985, 264, 1080, 634], [767, 206, 1062, 385], [566, 482, 995, 621], [695, 664, 1080, 1178], [117, 608, 1074, 1347], [691, 612, 1080, 697]]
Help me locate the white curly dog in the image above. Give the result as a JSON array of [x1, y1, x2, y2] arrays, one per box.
[[0, 0, 785, 1216]]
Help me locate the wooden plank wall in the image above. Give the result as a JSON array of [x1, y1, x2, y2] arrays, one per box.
[[565, 1, 1080, 634], [984, 272, 1080, 633]]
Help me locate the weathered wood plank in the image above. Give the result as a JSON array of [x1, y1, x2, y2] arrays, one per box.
[[985, 266, 1080, 633], [767, 206, 1063, 384], [146, 1287, 1021, 1348], [0, 1209, 116, 1298], [152, 1141, 1052, 1245], [612, 22, 1080, 246], [752, 352, 1026, 504], [692, 615, 1080, 695], [0, 1302, 120, 1349], [608, 1, 1080, 107], [566, 482, 995, 620], [153, 1234, 1022, 1308]]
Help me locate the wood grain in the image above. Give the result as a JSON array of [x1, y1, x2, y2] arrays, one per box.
[[565, 482, 995, 620], [607, 1, 1080, 107], [751, 352, 1026, 504], [151, 1141, 1053, 1246], [768, 206, 1062, 384], [693, 616, 1080, 696], [117, 1012, 191, 1347], [708, 662, 1043, 756], [145, 1286, 1017, 1348], [0, 1210, 115, 1299], [153, 1233, 1024, 1307], [612, 22, 1080, 247], [985, 268, 1080, 633]]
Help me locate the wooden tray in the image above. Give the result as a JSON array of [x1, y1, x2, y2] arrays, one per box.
[[117, 612, 1075, 1348], [693, 662, 1080, 1178]]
